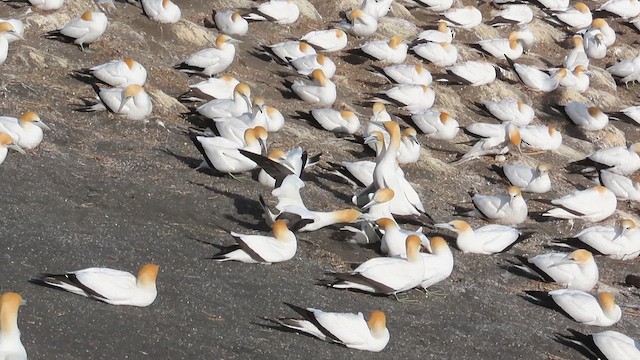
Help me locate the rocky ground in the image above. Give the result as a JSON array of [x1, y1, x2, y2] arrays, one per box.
[[0, 0, 639, 359]]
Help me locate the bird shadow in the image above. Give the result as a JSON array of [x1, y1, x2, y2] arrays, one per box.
[[552, 330, 601, 360], [308, 172, 354, 204], [160, 148, 201, 169], [340, 52, 369, 66], [247, 49, 273, 63], [482, 174, 505, 186], [193, 182, 265, 220], [252, 317, 349, 347], [69, 70, 102, 86], [203, 11, 216, 28], [292, 110, 323, 130], [343, 146, 373, 159], [182, 112, 212, 129], [277, 81, 298, 100]]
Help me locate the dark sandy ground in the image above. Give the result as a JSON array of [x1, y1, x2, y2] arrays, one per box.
[[0, 0, 639, 359]]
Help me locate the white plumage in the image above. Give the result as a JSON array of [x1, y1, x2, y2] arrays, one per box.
[[543, 186, 617, 222], [35, 264, 159, 306]]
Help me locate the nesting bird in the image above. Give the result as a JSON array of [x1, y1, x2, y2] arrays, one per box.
[[557, 330, 640, 359], [412, 41, 458, 68], [310, 109, 360, 134], [275, 304, 389, 352], [86, 57, 147, 87], [470, 32, 525, 60], [558, 219, 640, 260], [506, 57, 567, 92], [410, 110, 459, 140], [290, 54, 336, 78], [211, 220, 297, 263], [465, 186, 528, 225], [34, 264, 159, 306], [525, 290, 621, 326], [244, 0, 300, 25], [300, 29, 347, 52], [81, 84, 152, 121], [378, 64, 432, 85], [499, 163, 551, 193], [543, 186, 617, 223], [337, 9, 378, 37], [291, 69, 336, 107], [326, 235, 425, 298], [436, 220, 523, 254], [0, 112, 50, 149], [28, 0, 64, 11], [479, 98, 535, 126], [214, 10, 249, 36], [557, 102, 608, 131], [192, 126, 267, 174], [359, 36, 407, 63], [417, 21, 454, 43], [514, 249, 599, 291], [441, 5, 483, 28], [141, 0, 181, 24]]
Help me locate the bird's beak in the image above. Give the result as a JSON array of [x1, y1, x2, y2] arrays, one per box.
[[612, 227, 629, 242], [496, 200, 509, 213], [361, 197, 376, 211], [434, 223, 452, 230], [363, 134, 379, 145], [258, 138, 267, 155], [281, 159, 295, 171], [9, 144, 26, 154], [422, 239, 432, 253], [36, 120, 51, 131], [229, 37, 243, 44], [9, 31, 24, 41], [549, 259, 577, 268], [118, 96, 132, 113], [242, 94, 252, 110]]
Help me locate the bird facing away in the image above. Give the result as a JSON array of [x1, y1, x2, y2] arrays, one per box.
[[275, 304, 390, 352]]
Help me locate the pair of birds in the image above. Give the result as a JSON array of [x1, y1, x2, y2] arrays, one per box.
[[461, 176, 618, 225], [74, 57, 153, 121], [0, 112, 49, 149], [0, 111, 50, 165]]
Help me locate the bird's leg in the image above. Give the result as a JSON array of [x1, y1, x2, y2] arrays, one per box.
[[227, 173, 251, 182], [421, 286, 447, 298], [393, 293, 418, 303]]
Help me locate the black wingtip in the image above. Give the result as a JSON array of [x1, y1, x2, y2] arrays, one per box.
[[625, 274, 640, 288], [209, 244, 241, 259]]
